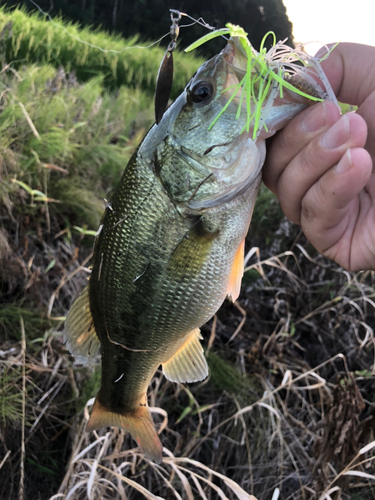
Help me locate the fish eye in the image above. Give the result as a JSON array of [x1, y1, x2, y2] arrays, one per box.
[[191, 81, 214, 104]]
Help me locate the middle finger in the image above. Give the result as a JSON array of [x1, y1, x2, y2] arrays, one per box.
[[276, 112, 368, 224]]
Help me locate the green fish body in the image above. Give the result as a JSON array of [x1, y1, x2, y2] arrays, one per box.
[[64, 38, 310, 462]]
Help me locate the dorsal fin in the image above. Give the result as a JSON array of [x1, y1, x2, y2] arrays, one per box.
[[227, 238, 245, 302], [64, 286, 100, 363], [162, 328, 208, 383]]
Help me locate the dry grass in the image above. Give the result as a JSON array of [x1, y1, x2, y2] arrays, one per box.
[[2, 191, 375, 499], [9, 222, 369, 500]]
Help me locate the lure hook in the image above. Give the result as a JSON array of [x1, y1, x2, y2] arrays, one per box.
[[154, 10, 181, 124]]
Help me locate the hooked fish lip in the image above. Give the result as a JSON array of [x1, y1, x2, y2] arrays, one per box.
[[220, 38, 248, 76], [220, 37, 246, 62]]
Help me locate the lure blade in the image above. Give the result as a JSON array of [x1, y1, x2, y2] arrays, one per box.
[[155, 49, 173, 124]]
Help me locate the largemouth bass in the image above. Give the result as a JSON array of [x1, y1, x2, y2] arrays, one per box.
[[64, 37, 331, 463]]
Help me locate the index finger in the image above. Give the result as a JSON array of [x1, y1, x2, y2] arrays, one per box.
[[263, 101, 340, 194], [321, 42, 375, 106], [321, 42, 375, 162]]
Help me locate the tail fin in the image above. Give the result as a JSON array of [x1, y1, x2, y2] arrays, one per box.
[[86, 398, 163, 463]]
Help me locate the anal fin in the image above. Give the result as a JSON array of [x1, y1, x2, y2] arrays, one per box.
[[227, 238, 245, 302], [64, 286, 100, 363], [162, 328, 208, 383], [87, 398, 163, 464]]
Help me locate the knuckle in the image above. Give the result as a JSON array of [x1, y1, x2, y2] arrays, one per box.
[[300, 197, 316, 225], [298, 140, 323, 176], [278, 189, 300, 225], [276, 127, 299, 163], [301, 179, 328, 225]]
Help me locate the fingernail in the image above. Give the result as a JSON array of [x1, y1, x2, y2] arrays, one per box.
[[334, 149, 353, 174], [301, 102, 326, 133], [322, 115, 350, 149]]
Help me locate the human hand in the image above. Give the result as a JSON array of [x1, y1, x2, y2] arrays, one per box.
[[263, 43, 375, 271]]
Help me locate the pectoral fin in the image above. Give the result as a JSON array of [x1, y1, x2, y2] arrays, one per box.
[[227, 238, 245, 302], [64, 286, 100, 363], [162, 328, 208, 383], [87, 398, 163, 464]]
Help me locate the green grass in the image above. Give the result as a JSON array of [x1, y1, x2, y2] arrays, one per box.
[[207, 351, 257, 395], [250, 184, 284, 243], [0, 304, 47, 341], [0, 63, 155, 228], [0, 368, 24, 427], [0, 6, 203, 97]]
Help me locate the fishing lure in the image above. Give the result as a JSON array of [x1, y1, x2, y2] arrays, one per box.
[[154, 9, 181, 124], [186, 24, 339, 139]]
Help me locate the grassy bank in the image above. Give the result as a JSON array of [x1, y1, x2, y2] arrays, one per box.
[[0, 63, 155, 227], [0, 9, 375, 500], [0, 6, 203, 96]]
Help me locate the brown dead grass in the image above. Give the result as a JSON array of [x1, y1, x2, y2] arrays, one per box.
[[2, 178, 375, 500], [1, 222, 369, 500]]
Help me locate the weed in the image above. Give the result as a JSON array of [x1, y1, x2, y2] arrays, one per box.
[[0, 369, 24, 427], [0, 5, 202, 97]]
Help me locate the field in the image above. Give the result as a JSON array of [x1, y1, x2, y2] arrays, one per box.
[[1, 7, 375, 500]]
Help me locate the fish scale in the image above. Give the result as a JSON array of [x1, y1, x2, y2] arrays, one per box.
[[89, 134, 255, 443], [64, 37, 314, 462]]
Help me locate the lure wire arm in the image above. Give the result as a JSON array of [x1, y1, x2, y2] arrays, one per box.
[[168, 10, 181, 53]]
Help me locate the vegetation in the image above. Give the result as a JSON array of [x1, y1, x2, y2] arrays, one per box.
[[3, 0, 294, 56], [1, 6, 375, 500], [0, 62, 155, 225], [0, 6, 203, 97]]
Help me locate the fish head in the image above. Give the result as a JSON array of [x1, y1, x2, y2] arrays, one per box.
[[172, 37, 313, 146], [148, 37, 313, 209], [169, 38, 255, 153]]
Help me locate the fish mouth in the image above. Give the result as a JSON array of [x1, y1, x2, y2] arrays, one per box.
[[218, 37, 312, 137]]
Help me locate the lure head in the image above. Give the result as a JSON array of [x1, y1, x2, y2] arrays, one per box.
[[174, 37, 315, 144]]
